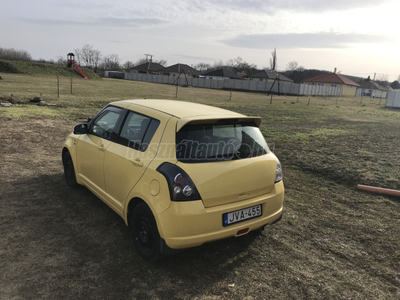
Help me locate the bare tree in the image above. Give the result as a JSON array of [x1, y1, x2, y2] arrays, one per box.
[[226, 56, 257, 74], [92, 50, 102, 72], [122, 61, 134, 70], [74, 44, 102, 71], [134, 58, 147, 66], [212, 60, 224, 69], [0, 47, 32, 61], [270, 48, 277, 71], [226, 57, 244, 67], [286, 61, 298, 71], [156, 59, 167, 66], [132, 58, 166, 67], [375, 73, 390, 87], [56, 55, 67, 65], [226, 58, 234, 67], [195, 63, 211, 72], [101, 54, 120, 71], [377, 74, 389, 82], [296, 66, 305, 71]]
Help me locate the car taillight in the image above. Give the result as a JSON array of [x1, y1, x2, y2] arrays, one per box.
[[157, 163, 201, 201], [275, 159, 283, 183]]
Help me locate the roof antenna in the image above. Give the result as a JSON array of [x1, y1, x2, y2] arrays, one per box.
[[144, 54, 153, 63]]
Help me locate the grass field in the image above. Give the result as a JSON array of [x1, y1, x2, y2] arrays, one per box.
[[1, 74, 399, 299], [0, 59, 100, 79]]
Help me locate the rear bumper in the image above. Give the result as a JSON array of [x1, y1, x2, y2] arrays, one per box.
[[157, 181, 284, 249]]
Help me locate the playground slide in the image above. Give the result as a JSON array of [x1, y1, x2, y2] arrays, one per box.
[[71, 61, 87, 79]]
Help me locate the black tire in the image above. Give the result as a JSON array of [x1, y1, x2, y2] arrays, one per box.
[[63, 151, 79, 188], [131, 203, 163, 262]]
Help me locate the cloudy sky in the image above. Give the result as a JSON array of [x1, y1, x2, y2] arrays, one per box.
[[1, 0, 399, 80]]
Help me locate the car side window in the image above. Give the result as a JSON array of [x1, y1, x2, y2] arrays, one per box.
[[119, 111, 160, 151], [90, 109, 121, 140], [140, 119, 160, 151]]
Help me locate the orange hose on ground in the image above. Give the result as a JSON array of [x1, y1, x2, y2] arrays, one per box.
[[357, 185, 400, 197]]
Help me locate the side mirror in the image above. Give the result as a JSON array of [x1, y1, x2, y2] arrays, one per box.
[[87, 117, 93, 122], [73, 123, 88, 134]]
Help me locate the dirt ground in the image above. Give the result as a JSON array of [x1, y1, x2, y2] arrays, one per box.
[[1, 112, 399, 299]]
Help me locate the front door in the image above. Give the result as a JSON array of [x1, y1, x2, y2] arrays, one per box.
[[76, 106, 123, 196]]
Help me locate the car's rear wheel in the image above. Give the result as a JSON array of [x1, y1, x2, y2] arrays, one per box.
[[131, 203, 162, 262], [63, 151, 79, 188]]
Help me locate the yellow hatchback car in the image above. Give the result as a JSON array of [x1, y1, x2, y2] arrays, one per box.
[[62, 99, 284, 261]]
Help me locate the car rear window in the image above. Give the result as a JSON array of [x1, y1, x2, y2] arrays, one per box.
[[176, 122, 270, 163]]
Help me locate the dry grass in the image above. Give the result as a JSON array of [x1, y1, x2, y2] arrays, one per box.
[[0, 74, 399, 299], [0, 59, 100, 79]]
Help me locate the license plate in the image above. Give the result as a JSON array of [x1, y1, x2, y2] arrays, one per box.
[[223, 204, 262, 226]]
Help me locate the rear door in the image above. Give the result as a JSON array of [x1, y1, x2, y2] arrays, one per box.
[[103, 109, 163, 212]]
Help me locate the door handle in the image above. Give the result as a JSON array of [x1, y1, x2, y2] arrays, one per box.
[[131, 158, 143, 167], [98, 144, 105, 151]]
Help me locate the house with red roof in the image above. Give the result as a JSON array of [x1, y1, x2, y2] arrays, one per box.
[[303, 70, 359, 97]]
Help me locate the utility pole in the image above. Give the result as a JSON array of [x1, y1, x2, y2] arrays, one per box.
[[144, 54, 153, 62], [371, 72, 376, 98]]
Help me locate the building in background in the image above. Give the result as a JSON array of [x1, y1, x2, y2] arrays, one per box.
[[356, 79, 391, 98], [202, 68, 242, 80], [158, 63, 200, 78], [246, 70, 293, 83], [129, 62, 165, 75], [303, 69, 359, 97]]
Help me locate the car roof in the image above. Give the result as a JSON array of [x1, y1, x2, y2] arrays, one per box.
[[110, 99, 262, 131], [110, 99, 245, 119]]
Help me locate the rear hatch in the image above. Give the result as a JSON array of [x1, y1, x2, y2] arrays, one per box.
[[177, 154, 277, 207], [176, 119, 278, 208]]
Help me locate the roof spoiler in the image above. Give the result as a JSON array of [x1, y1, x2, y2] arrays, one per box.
[[176, 116, 262, 132]]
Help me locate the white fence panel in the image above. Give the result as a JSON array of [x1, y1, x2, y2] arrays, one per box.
[[258, 81, 268, 92], [111, 72, 346, 96], [385, 90, 400, 107], [224, 80, 235, 89], [248, 80, 257, 91], [211, 80, 219, 89], [242, 80, 250, 90], [281, 82, 292, 94], [235, 80, 242, 89], [199, 78, 206, 88], [299, 84, 342, 96]]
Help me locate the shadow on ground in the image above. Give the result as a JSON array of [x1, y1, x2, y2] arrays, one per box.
[[2, 173, 270, 300]]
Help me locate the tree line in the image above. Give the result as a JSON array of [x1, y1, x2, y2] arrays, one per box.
[[60, 44, 167, 74], [0, 47, 32, 61], [0, 46, 397, 87]]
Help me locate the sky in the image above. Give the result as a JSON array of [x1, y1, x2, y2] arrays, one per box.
[[1, 0, 399, 81]]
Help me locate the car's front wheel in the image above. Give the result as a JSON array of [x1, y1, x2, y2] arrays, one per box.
[[131, 203, 163, 262], [62, 151, 79, 188]]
